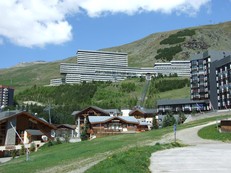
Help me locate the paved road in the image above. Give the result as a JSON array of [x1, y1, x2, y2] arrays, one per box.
[[0, 157, 12, 164], [149, 123, 231, 173]]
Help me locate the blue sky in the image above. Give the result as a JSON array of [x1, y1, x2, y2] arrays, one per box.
[[0, 0, 231, 69]]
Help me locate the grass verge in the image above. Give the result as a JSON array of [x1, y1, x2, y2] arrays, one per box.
[[198, 124, 231, 142], [86, 142, 184, 173], [0, 114, 230, 173]]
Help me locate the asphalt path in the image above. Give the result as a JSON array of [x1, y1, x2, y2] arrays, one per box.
[[149, 123, 231, 173]]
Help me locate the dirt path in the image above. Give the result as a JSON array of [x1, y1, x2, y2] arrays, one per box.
[[149, 122, 231, 173], [157, 122, 222, 145]]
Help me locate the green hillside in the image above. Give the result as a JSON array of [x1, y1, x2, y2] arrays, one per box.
[[102, 21, 231, 67], [0, 56, 76, 94], [13, 77, 189, 124], [0, 21, 230, 93]]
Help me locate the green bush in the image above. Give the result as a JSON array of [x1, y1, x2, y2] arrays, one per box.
[[162, 112, 176, 127], [20, 145, 26, 155], [160, 29, 196, 45], [56, 137, 62, 144], [160, 36, 185, 45], [155, 45, 182, 61], [10, 150, 18, 159], [120, 82, 136, 93], [30, 143, 36, 152], [178, 112, 187, 124]]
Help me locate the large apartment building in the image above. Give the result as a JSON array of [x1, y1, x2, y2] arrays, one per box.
[[50, 50, 190, 85], [0, 85, 14, 109], [157, 50, 231, 113], [190, 50, 231, 110], [154, 60, 190, 77]]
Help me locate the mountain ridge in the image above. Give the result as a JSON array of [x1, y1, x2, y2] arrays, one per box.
[[0, 21, 231, 93]]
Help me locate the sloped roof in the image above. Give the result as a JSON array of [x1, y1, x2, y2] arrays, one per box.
[[129, 108, 157, 116], [104, 109, 121, 115], [157, 99, 209, 106], [55, 124, 76, 130], [26, 129, 43, 136], [88, 116, 139, 125], [119, 116, 139, 124], [72, 106, 110, 117], [138, 121, 150, 126], [0, 110, 56, 129], [0, 110, 22, 121]]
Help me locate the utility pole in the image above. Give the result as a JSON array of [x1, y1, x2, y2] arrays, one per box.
[[48, 101, 51, 124], [173, 123, 177, 143]]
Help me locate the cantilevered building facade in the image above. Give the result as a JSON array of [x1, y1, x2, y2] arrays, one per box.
[[50, 50, 191, 85], [61, 50, 130, 84]]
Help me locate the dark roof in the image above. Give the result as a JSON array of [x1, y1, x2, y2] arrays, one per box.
[[0, 110, 22, 121], [72, 106, 110, 117], [214, 55, 231, 68], [157, 98, 209, 106], [55, 124, 75, 130], [71, 111, 80, 116], [190, 50, 231, 61], [26, 129, 43, 136], [88, 116, 139, 125], [104, 109, 121, 115], [0, 110, 56, 129], [129, 108, 157, 116]]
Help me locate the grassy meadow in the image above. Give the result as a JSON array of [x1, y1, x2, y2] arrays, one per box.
[[1, 114, 231, 173], [198, 124, 231, 142]]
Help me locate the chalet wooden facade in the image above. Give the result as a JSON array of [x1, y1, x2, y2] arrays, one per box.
[[88, 116, 139, 136], [129, 108, 157, 129], [72, 106, 111, 138], [55, 124, 76, 138], [0, 110, 56, 156]]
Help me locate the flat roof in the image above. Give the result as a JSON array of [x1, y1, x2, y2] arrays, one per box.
[[77, 49, 128, 56], [157, 98, 209, 106]]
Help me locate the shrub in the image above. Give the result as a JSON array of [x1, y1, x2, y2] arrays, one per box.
[[56, 137, 62, 144], [160, 29, 196, 45], [153, 119, 159, 129], [80, 131, 89, 141], [162, 112, 176, 127], [47, 140, 54, 147], [155, 45, 182, 61], [178, 112, 187, 124], [64, 135, 70, 143], [30, 143, 36, 152], [20, 145, 26, 155], [10, 150, 18, 159]]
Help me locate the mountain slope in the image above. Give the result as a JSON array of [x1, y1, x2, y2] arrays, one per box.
[[0, 56, 76, 94], [102, 21, 231, 67], [0, 21, 231, 93]]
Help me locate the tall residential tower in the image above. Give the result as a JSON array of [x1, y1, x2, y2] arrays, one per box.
[[0, 85, 14, 108]]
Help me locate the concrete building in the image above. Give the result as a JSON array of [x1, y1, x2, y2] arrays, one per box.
[[50, 50, 191, 85], [157, 50, 231, 113], [0, 85, 14, 109], [154, 60, 190, 77], [190, 50, 231, 110]]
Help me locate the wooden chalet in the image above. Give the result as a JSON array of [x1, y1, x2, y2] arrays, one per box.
[[0, 110, 56, 156], [129, 108, 157, 119], [72, 106, 111, 138], [55, 124, 76, 138], [88, 116, 139, 136]]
